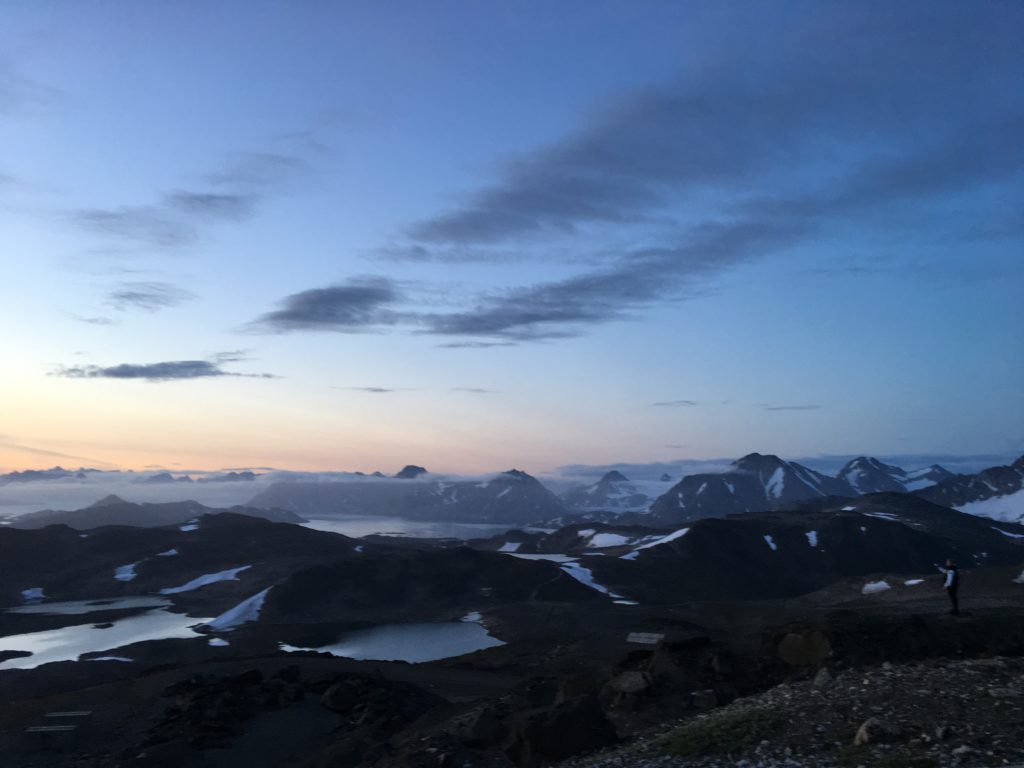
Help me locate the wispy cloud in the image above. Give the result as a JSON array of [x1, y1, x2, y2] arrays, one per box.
[[452, 387, 495, 394], [333, 386, 410, 394], [436, 341, 518, 349], [652, 400, 699, 407], [68, 145, 310, 249], [72, 314, 119, 326], [247, 276, 402, 334], [106, 281, 195, 312], [249, 7, 1022, 345], [762, 404, 821, 412], [52, 355, 275, 382]]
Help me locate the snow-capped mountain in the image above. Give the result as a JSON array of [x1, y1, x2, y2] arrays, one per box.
[[915, 455, 1024, 523], [646, 453, 854, 524], [839, 457, 955, 494], [249, 469, 567, 524], [411, 469, 566, 523], [560, 471, 673, 512]]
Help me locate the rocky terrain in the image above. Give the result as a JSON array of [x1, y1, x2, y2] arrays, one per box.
[[1, 484, 1023, 767], [558, 656, 1024, 768]]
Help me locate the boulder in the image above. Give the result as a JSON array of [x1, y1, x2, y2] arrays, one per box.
[[504, 694, 617, 767], [600, 670, 652, 710], [777, 630, 832, 667], [853, 716, 902, 745]]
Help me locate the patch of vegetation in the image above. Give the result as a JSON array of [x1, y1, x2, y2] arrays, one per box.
[[661, 708, 783, 757]]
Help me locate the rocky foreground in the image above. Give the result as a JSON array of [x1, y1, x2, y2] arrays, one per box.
[[558, 656, 1024, 768]]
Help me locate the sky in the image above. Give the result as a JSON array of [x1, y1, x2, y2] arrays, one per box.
[[1, 1, 1022, 475]]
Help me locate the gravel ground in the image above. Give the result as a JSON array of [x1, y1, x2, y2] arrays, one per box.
[[558, 657, 1024, 768]]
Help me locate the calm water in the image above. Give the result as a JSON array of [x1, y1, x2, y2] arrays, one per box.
[[0, 608, 212, 669], [302, 515, 545, 540], [280, 621, 505, 663]]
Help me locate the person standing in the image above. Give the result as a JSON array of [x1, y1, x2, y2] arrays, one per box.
[[937, 559, 960, 615]]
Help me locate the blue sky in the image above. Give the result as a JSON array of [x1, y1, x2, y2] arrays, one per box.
[[1, 1, 1022, 474]]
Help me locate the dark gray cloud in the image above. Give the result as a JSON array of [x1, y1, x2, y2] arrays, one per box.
[[53, 357, 275, 382], [403, 7, 1022, 252], [248, 276, 401, 333], [250, 6, 1022, 345], [653, 400, 698, 407], [106, 282, 195, 312], [763, 405, 821, 412], [420, 218, 806, 340]]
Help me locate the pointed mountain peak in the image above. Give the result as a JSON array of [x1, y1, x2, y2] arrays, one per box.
[[599, 470, 630, 484], [501, 469, 534, 481], [732, 453, 787, 472], [394, 465, 428, 480]]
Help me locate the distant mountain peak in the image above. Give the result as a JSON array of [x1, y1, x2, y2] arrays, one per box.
[[501, 469, 533, 481], [599, 470, 630, 484], [732, 453, 786, 472], [394, 465, 428, 480], [90, 494, 129, 507]]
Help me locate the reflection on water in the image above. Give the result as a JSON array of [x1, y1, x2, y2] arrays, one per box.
[[303, 515, 532, 539], [281, 621, 505, 663], [0, 608, 212, 670], [6, 597, 171, 615]]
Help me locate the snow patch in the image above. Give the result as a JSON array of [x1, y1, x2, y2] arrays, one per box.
[[498, 541, 521, 552], [461, 611, 483, 623], [862, 580, 891, 594], [204, 587, 272, 631], [159, 566, 251, 595], [208, 638, 230, 647], [763, 534, 777, 552], [861, 511, 900, 522], [805, 531, 818, 548], [560, 562, 624, 599], [86, 656, 133, 662], [21, 588, 45, 602], [114, 562, 140, 582], [1015, 570, 1024, 585], [157, 549, 178, 557], [179, 523, 199, 532], [766, 467, 786, 499], [957, 488, 1024, 523], [991, 527, 1024, 539], [904, 579, 924, 586], [634, 527, 690, 551], [588, 533, 631, 548], [619, 551, 640, 561]]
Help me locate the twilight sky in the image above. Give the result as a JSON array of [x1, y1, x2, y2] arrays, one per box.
[[1, 1, 1022, 474]]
